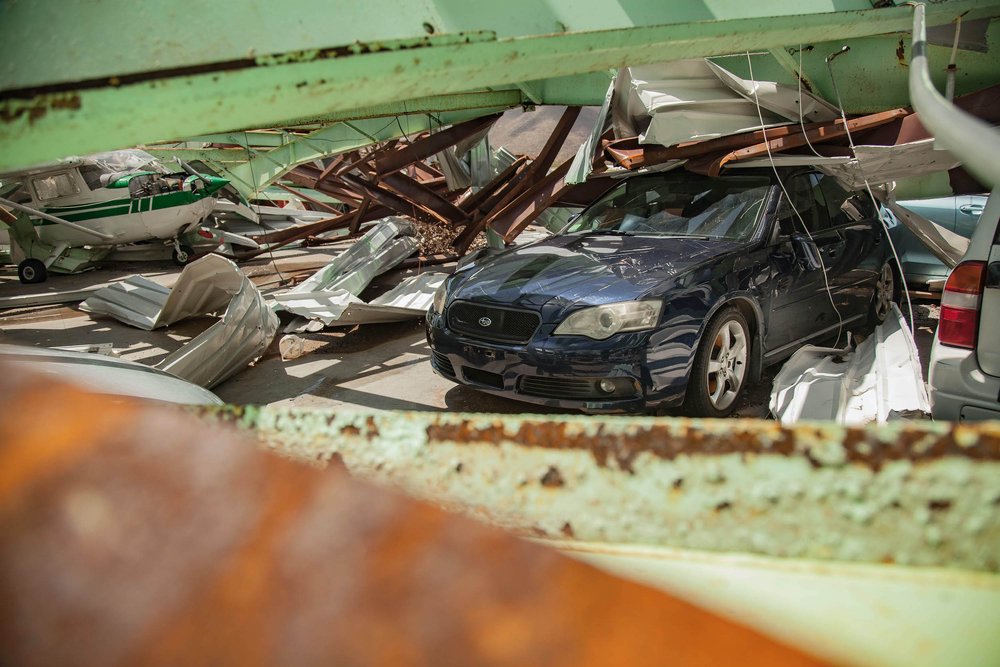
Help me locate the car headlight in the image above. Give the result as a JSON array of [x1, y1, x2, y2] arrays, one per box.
[[431, 281, 449, 314], [554, 300, 662, 340]]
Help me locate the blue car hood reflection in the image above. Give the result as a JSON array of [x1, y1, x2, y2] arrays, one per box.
[[451, 234, 743, 310]]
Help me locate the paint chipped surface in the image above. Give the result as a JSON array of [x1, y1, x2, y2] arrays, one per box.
[[207, 407, 1000, 572]]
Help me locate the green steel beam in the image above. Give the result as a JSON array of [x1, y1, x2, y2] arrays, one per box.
[[716, 17, 1000, 114], [2, 1, 997, 171], [144, 147, 250, 164]]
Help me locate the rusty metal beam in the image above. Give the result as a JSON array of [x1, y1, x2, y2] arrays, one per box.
[[458, 155, 530, 215], [0, 373, 827, 667], [374, 114, 500, 176], [701, 108, 910, 176], [218, 404, 1000, 574], [340, 172, 440, 223], [380, 171, 469, 224], [494, 158, 575, 242]]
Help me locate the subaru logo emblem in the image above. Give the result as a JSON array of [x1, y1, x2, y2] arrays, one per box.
[[478, 317, 492, 327]]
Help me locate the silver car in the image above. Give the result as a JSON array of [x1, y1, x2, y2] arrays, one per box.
[[927, 192, 1000, 421]]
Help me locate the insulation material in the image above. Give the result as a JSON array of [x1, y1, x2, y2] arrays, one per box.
[[769, 305, 930, 424], [705, 60, 840, 124], [816, 139, 963, 190], [281, 272, 446, 331], [615, 60, 790, 148], [80, 254, 244, 330]]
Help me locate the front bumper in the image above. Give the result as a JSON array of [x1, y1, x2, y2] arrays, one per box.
[[425, 311, 685, 414], [928, 339, 1000, 421]]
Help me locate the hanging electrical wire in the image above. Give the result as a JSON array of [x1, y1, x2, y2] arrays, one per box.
[[823, 48, 915, 331], [745, 51, 845, 347]]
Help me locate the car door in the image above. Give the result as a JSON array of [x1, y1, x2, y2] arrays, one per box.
[[954, 194, 986, 239], [763, 172, 841, 355], [815, 174, 883, 319]]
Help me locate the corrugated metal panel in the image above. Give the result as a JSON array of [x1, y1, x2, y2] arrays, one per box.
[[80, 254, 245, 330], [156, 278, 278, 389]]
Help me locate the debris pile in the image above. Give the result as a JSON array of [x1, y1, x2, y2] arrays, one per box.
[[80, 254, 278, 389]]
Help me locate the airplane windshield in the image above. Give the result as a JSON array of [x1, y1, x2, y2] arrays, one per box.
[[86, 150, 170, 176]]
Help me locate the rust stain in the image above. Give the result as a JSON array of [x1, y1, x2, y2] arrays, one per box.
[[540, 466, 565, 488], [896, 39, 908, 67], [0, 370, 830, 667], [0, 93, 81, 125], [426, 419, 1000, 470]]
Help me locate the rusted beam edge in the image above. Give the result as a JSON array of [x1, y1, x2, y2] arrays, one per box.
[[284, 168, 364, 205], [458, 156, 530, 214], [706, 108, 911, 176], [202, 407, 1000, 473], [380, 172, 468, 224], [482, 107, 582, 218], [397, 253, 459, 269], [374, 114, 501, 176], [340, 172, 440, 223], [492, 158, 575, 241], [349, 194, 371, 235], [604, 108, 911, 172]]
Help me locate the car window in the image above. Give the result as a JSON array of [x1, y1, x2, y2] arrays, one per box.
[[775, 173, 832, 236], [816, 174, 875, 226], [563, 172, 771, 241]]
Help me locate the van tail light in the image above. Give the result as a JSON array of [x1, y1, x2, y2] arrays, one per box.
[[938, 260, 987, 349]]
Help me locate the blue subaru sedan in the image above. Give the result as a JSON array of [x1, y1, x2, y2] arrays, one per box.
[[427, 168, 895, 416]]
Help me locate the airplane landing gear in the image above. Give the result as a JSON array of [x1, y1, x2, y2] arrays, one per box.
[[18, 258, 48, 284]]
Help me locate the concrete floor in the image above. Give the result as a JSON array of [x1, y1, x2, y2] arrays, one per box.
[[0, 243, 939, 418]]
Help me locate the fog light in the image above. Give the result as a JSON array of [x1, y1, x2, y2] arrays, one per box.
[[598, 379, 616, 394]]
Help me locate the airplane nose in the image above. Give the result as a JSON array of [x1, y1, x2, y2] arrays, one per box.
[[200, 175, 230, 195]]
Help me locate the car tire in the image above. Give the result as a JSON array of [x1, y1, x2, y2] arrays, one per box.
[[684, 306, 750, 418], [869, 261, 899, 326], [172, 244, 194, 266], [17, 258, 47, 284]]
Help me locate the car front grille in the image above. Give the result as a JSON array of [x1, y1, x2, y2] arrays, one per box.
[[448, 301, 540, 344], [520, 376, 636, 400], [431, 351, 455, 377]]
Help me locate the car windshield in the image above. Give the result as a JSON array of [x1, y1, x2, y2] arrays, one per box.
[[564, 171, 772, 241]]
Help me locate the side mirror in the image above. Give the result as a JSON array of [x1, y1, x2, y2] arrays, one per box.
[[791, 233, 822, 271]]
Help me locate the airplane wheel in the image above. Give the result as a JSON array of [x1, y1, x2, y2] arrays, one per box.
[[172, 245, 194, 266], [18, 259, 47, 284]]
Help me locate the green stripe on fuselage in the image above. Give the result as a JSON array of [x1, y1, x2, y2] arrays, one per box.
[[36, 190, 204, 225]]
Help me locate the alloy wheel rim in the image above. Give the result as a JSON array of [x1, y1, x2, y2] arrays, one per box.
[[875, 264, 893, 321], [706, 320, 747, 411]]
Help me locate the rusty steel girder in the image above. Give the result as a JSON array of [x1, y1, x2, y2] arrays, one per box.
[[0, 372, 827, 667], [218, 406, 1000, 572]]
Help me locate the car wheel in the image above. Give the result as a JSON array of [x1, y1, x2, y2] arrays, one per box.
[[18, 258, 47, 284], [870, 262, 897, 325], [172, 244, 194, 266], [685, 307, 749, 418]]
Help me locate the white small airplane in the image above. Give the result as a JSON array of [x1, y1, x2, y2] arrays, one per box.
[[0, 149, 254, 284]]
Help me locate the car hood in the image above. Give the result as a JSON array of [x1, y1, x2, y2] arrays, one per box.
[[451, 234, 743, 308]]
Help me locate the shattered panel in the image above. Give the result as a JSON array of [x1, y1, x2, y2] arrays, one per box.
[[156, 278, 279, 389], [80, 255, 245, 330]]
